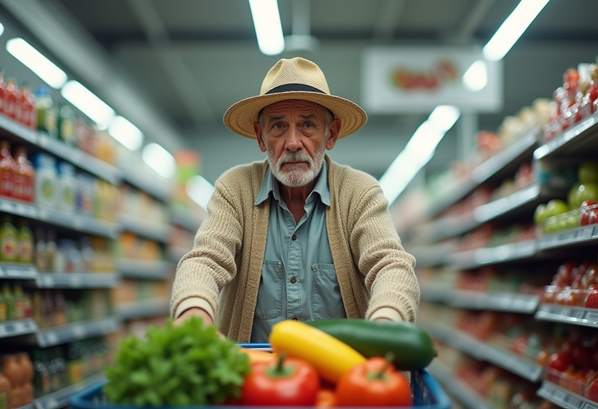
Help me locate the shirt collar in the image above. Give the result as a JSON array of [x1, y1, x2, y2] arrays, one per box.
[[255, 159, 330, 207]]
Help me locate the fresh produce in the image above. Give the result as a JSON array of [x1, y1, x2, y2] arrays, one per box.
[[315, 389, 336, 408], [104, 318, 249, 406], [587, 376, 598, 402], [580, 200, 598, 226], [586, 289, 598, 308], [579, 162, 598, 184], [568, 183, 598, 209], [242, 349, 276, 365], [307, 319, 436, 370], [336, 357, 412, 407], [242, 354, 320, 406], [269, 320, 365, 383]]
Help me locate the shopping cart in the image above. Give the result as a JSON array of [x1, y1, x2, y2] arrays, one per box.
[[70, 344, 451, 409]]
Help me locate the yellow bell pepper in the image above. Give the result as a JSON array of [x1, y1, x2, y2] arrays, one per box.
[[269, 320, 366, 382]]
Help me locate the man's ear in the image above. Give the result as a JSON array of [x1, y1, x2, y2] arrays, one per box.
[[254, 122, 267, 152], [325, 118, 341, 150]]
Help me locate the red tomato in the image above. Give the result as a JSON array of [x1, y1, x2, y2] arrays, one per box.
[[587, 377, 598, 402], [242, 355, 320, 406], [585, 289, 598, 309], [548, 352, 572, 372], [336, 357, 411, 407]]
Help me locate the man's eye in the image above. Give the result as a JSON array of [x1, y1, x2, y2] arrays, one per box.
[[271, 123, 285, 129], [302, 121, 315, 128]]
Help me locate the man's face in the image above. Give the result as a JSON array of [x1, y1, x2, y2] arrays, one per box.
[[254, 99, 340, 187]]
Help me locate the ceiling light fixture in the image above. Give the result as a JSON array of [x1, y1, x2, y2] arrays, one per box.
[[379, 106, 460, 204], [462, 60, 488, 91], [187, 175, 215, 210], [6, 37, 67, 89], [483, 0, 550, 61], [248, 0, 285, 55], [61, 81, 115, 128], [0, 23, 4, 37], [108, 116, 143, 151], [142, 143, 176, 179]]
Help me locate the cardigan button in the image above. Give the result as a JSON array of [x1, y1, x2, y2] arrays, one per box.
[[291, 233, 297, 241], [290, 276, 297, 284]]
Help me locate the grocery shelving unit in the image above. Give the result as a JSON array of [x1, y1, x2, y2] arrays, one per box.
[[403, 98, 598, 408], [0, 109, 179, 407]]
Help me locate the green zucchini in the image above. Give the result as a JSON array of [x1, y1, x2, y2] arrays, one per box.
[[306, 319, 436, 370]]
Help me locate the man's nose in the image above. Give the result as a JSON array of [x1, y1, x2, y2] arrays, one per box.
[[285, 126, 301, 151]]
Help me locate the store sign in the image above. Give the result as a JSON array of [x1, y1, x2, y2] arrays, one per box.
[[362, 47, 502, 113]]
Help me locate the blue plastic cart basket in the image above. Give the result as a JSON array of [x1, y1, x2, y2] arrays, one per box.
[[70, 344, 451, 409]]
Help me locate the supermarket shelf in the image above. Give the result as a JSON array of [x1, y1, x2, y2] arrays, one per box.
[[474, 184, 546, 224], [534, 111, 598, 160], [0, 263, 37, 279], [120, 217, 170, 243], [537, 380, 598, 409], [168, 246, 188, 262], [0, 198, 118, 239], [429, 363, 492, 409], [0, 319, 37, 339], [16, 403, 33, 409], [411, 244, 453, 268], [538, 225, 598, 251], [426, 128, 539, 218], [0, 115, 120, 184], [35, 273, 118, 289], [418, 184, 547, 243], [450, 239, 537, 270], [0, 114, 38, 144], [122, 170, 170, 202], [170, 207, 201, 232], [426, 324, 543, 382], [536, 304, 598, 329], [35, 374, 106, 409], [118, 259, 171, 280], [422, 285, 540, 314], [117, 300, 169, 321], [36, 318, 119, 347], [37, 133, 120, 184]]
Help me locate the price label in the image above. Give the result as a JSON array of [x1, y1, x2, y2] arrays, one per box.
[[585, 310, 598, 325], [70, 275, 83, 287], [41, 332, 59, 346]]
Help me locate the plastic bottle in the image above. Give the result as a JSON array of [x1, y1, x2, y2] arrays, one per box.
[[0, 70, 6, 116], [5, 80, 18, 121], [34, 154, 57, 210], [57, 105, 76, 146], [17, 223, 33, 264], [57, 162, 75, 214], [0, 218, 18, 263], [0, 287, 6, 321], [0, 142, 16, 200], [1, 287, 13, 321], [14, 147, 35, 203], [34, 87, 57, 136], [21, 86, 36, 129], [35, 230, 47, 272]]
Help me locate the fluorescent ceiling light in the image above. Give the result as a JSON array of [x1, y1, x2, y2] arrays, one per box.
[[6, 37, 67, 88], [379, 106, 460, 204], [142, 143, 175, 179], [462, 60, 488, 91], [483, 0, 550, 61], [108, 116, 143, 151], [0, 23, 4, 37], [61, 81, 115, 128], [248, 0, 285, 55], [187, 175, 215, 210]]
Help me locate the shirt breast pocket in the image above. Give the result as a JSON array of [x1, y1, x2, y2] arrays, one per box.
[[311, 263, 346, 320], [255, 260, 284, 320]]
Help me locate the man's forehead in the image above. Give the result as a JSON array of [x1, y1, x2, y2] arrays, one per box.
[[262, 99, 327, 117]]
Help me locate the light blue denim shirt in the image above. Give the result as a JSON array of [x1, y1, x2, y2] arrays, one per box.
[[251, 162, 346, 342]]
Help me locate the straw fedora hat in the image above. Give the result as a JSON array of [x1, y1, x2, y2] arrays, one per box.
[[223, 57, 367, 139]]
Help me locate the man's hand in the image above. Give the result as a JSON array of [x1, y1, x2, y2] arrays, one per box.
[[174, 307, 214, 326]]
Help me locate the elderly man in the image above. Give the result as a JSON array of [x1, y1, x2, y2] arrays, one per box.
[[171, 57, 419, 342]]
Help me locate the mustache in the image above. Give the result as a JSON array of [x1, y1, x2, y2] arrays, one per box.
[[277, 152, 313, 169]]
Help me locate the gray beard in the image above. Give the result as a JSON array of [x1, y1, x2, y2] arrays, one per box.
[[268, 148, 325, 187]]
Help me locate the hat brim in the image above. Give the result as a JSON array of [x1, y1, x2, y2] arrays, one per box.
[[223, 91, 368, 139]]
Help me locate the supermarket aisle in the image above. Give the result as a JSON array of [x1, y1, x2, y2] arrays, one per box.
[[398, 65, 598, 408]]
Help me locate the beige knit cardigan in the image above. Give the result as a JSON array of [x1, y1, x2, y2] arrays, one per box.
[[170, 156, 419, 341]]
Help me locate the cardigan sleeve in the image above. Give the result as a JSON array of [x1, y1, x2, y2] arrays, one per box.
[[170, 179, 243, 321], [349, 184, 420, 322]]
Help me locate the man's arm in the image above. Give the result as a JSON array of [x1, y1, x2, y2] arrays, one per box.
[[171, 179, 243, 324], [349, 184, 419, 322]]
